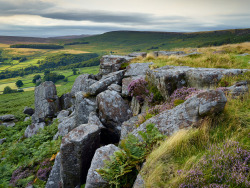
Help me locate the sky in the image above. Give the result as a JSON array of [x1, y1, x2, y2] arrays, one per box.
[[0, 0, 249, 37]]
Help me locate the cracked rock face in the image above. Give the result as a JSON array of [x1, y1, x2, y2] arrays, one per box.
[[131, 90, 227, 138], [32, 81, 59, 123], [97, 90, 132, 142], [85, 144, 120, 188], [124, 62, 152, 77], [60, 124, 100, 188]]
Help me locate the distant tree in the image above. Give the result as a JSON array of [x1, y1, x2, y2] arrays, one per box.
[[44, 70, 50, 76], [3, 86, 14, 94], [32, 75, 41, 83], [16, 80, 24, 88], [72, 68, 77, 75]]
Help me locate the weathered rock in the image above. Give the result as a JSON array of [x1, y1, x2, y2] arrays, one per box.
[[227, 81, 249, 97], [125, 63, 153, 77], [88, 70, 125, 95], [57, 110, 70, 123], [0, 114, 15, 122], [58, 116, 76, 137], [154, 51, 185, 57], [147, 66, 247, 98], [120, 116, 139, 140], [88, 112, 105, 129], [108, 84, 122, 93], [23, 107, 34, 116], [32, 81, 59, 123], [132, 90, 227, 138], [59, 93, 74, 110], [128, 52, 147, 58], [75, 92, 97, 126], [24, 122, 46, 138], [0, 138, 6, 145], [71, 74, 97, 96], [133, 174, 145, 188], [99, 55, 134, 76], [45, 153, 61, 188], [85, 144, 120, 188], [2, 122, 15, 127], [97, 90, 132, 142], [60, 124, 100, 188], [122, 75, 145, 96]]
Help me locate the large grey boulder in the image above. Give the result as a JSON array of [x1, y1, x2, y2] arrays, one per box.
[[97, 90, 132, 142], [85, 144, 120, 188], [88, 70, 125, 95], [0, 114, 15, 122], [99, 55, 134, 76], [147, 66, 247, 98], [23, 107, 34, 116], [154, 51, 185, 57], [57, 116, 76, 137], [70, 74, 97, 96], [128, 52, 147, 58], [24, 122, 46, 138], [133, 174, 145, 188], [57, 110, 69, 123], [132, 90, 227, 138], [88, 112, 105, 129], [75, 92, 97, 126], [60, 124, 100, 188], [32, 81, 59, 123], [124, 63, 153, 77], [122, 75, 146, 97], [45, 153, 61, 188]]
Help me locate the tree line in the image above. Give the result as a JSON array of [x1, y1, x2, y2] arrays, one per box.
[[10, 44, 64, 49]]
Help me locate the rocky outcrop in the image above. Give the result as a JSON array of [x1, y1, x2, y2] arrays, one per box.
[[75, 92, 97, 126], [97, 90, 132, 142], [132, 90, 227, 138], [24, 122, 46, 138], [45, 153, 61, 188], [88, 70, 125, 95], [60, 124, 100, 188], [88, 112, 105, 129], [147, 66, 247, 98], [128, 52, 147, 58], [124, 63, 152, 77], [23, 107, 34, 116], [85, 144, 120, 188], [99, 55, 134, 76], [154, 51, 185, 57], [32, 81, 59, 123], [70, 74, 97, 96]]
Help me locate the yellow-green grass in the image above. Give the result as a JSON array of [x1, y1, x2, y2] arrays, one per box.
[[0, 82, 17, 92], [141, 93, 250, 187]]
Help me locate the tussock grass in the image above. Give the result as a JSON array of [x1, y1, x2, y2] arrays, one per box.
[[141, 94, 250, 187]]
